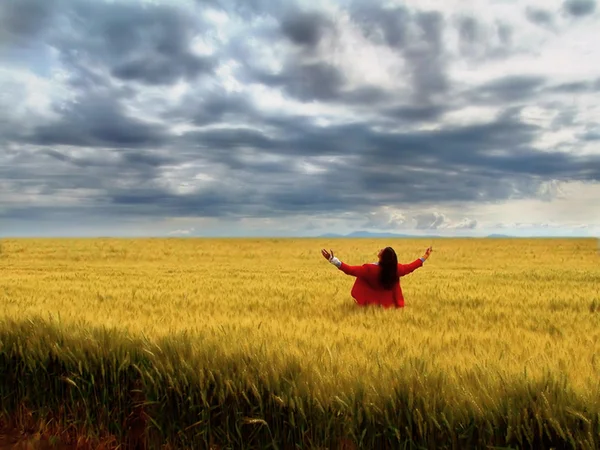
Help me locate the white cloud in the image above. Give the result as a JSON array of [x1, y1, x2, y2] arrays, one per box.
[[454, 181, 600, 229], [413, 211, 448, 230], [326, 10, 409, 92], [0, 67, 74, 131], [448, 218, 478, 229], [363, 207, 408, 229], [168, 227, 195, 235]]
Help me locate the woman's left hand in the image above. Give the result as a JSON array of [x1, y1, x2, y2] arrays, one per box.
[[423, 246, 433, 260], [321, 249, 334, 261]]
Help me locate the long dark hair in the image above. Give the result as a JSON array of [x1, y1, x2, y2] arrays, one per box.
[[379, 247, 399, 290]]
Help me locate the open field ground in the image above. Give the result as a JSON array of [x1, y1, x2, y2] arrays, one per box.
[[0, 237, 599, 449]]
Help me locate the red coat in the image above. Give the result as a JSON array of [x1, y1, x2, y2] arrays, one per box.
[[337, 259, 423, 308]]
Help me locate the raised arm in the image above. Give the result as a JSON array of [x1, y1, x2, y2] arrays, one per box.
[[398, 246, 433, 276], [338, 262, 370, 278], [321, 249, 369, 278], [398, 258, 424, 276]]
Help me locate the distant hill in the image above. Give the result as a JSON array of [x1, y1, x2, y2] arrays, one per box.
[[317, 231, 533, 239], [319, 232, 583, 239], [318, 231, 440, 238]]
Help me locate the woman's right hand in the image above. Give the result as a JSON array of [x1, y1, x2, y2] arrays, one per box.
[[321, 249, 334, 261]]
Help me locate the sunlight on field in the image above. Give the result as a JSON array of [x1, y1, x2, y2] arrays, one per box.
[[1, 237, 599, 404]]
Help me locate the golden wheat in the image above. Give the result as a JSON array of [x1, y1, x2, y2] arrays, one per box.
[[0, 237, 599, 448]]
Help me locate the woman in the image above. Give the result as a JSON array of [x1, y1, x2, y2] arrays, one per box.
[[321, 246, 432, 308]]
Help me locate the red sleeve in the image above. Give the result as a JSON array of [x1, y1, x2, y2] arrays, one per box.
[[398, 259, 423, 276], [339, 262, 370, 278]]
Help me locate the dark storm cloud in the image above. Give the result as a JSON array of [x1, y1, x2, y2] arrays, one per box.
[[85, 109, 597, 219], [548, 81, 594, 93], [384, 105, 447, 122], [470, 76, 547, 103], [0, 0, 58, 45], [228, 3, 449, 104], [348, 4, 410, 47], [102, 169, 348, 218], [2, 0, 217, 86], [496, 22, 512, 46], [342, 87, 391, 105], [186, 128, 278, 152], [5, 109, 600, 222], [230, 50, 388, 106], [222, 12, 350, 103], [355, 6, 449, 101], [525, 7, 554, 26], [280, 11, 330, 48], [580, 130, 600, 141], [250, 62, 346, 102], [458, 16, 480, 43], [545, 77, 600, 95], [69, 1, 216, 85], [2, 145, 175, 198], [29, 94, 168, 148], [409, 11, 448, 100], [348, 6, 449, 102], [563, 0, 596, 16], [41, 97, 598, 216], [303, 111, 594, 183], [39, 149, 74, 165], [455, 15, 514, 60], [349, 115, 599, 196], [169, 88, 257, 126]]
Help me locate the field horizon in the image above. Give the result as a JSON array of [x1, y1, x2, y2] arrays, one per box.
[[4, 234, 592, 241], [1, 237, 599, 448]]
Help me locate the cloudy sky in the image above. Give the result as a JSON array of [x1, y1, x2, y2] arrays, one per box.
[[1, 0, 599, 237]]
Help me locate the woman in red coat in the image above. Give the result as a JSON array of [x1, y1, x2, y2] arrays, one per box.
[[321, 246, 432, 308]]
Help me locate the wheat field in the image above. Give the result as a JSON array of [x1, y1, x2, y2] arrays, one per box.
[[0, 237, 599, 449]]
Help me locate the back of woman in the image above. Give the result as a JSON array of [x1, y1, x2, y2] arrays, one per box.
[[321, 246, 432, 308]]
